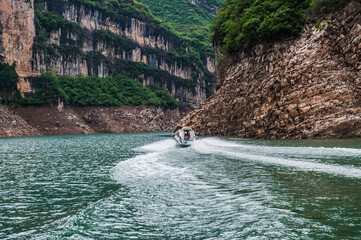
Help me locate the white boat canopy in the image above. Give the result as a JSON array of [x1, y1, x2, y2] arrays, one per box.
[[177, 127, 195, 141]]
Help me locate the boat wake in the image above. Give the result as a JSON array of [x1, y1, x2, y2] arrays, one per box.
[[8, 134, 361, 240], [115, 137, 361, 182], [111, 137, 361, 238], [136, 138, 176, 152], [191, 138, 361, 179]]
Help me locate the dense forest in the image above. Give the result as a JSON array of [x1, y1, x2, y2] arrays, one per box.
[[18, 72, 180, 108], [136, 0, 222, 56], [211, 0, 351, 54], [0, 62, 180, 108]]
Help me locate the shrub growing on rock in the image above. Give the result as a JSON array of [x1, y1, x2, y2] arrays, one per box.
[[0, 63, 19, 104]]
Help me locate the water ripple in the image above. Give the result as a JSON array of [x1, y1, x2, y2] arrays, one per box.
[[1, 134, 360, 239]]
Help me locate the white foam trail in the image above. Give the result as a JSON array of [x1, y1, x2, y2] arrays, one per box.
[[113, 152, 162, 181], [197, 138, 361, 157], [110, 137, 331, 238], [113, 139, 190, 184], [224, 151, 361, 178], [136, 139, 176, 152], [197, 137, 242, 147], [193, 138, 361, 178]]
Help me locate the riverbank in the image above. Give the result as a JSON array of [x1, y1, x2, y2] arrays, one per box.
[[0, 105, 189, 137]]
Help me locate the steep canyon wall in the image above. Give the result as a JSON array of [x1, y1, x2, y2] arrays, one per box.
[[0, 0, 35, 93], [181, 2, 361, 138], [0, 0, 216, 105]]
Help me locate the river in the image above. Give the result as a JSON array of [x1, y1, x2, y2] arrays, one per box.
[[1, 133, 361, 239]]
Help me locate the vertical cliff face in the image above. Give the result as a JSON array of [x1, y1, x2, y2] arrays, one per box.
[[0, 0, 35, 93], [181, 1, 361, 138], [0, 0, 35, 77], [0, 0, 215, 105]]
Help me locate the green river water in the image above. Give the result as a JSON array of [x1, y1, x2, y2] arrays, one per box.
[[0, 132, 360, 239]]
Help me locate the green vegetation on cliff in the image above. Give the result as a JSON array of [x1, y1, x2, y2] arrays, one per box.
[[211, 0, 351, 54], [136, 0, 222, 55], [0, 63, 19, 105], [34, 0, 204, 63], [33, 0, 215, 99], [19, 72, 180, 108], [34, 5, 82, 44], [211, 0, 311, 53], [307, 0, 352, 16]]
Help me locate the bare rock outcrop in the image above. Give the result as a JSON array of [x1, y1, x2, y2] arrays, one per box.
[[0, 0, 35, 79], [0, 106, 40, 137], [181, 2, 361, 139], [6, 105, 188, 137]]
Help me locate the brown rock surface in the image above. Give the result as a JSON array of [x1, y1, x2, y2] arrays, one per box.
[[0, 0, 35, 78], [0, 105, 188, 137], [181, 2, 361, 139], [0, 106, 40, 137]]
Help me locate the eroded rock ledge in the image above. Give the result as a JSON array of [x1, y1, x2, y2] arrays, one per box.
[[181, 2, 361, 139], [0, 105, 188, 137]]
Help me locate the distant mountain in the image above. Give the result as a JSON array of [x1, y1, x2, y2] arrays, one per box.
[[136, 0, 223, 55]]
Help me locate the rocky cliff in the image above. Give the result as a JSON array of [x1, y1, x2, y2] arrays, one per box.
[[0, 0, 215, 105], [181, 1, 361, 139], [0, 0, 35, 80], [0, 105, 188, 137]]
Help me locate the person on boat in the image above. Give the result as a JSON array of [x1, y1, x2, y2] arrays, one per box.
[[185, 132, 190, 140]]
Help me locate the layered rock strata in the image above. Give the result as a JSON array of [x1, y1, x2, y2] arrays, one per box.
[[181, 2, 361, 139], [0, 0, 215, 105], [0, 105, 188, 137]]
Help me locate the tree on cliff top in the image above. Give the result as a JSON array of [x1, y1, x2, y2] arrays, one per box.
[[136, 0, 223, 55], [211, 0, 351, 54], [0, 63, 19, 105], [211, 0, 312, 54]]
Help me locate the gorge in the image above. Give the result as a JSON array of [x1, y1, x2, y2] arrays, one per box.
[[0, 0, 219, 137], [0, 0, 360, 139], [1, 1, 361, 239]]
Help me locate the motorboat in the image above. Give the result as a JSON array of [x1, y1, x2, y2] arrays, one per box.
[[174, 127, 197, 147]]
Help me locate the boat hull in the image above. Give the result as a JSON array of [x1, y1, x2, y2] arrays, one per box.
[[175, 136, 194, 147]]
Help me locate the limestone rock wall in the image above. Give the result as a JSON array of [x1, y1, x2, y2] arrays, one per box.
[[0, 0, 35, 78], [181, 1, 361, 139], [0, 0, 214, 105], [31, 0, 207, 105], [206, 57, 215, 73], [60, 4, 172, 52]]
